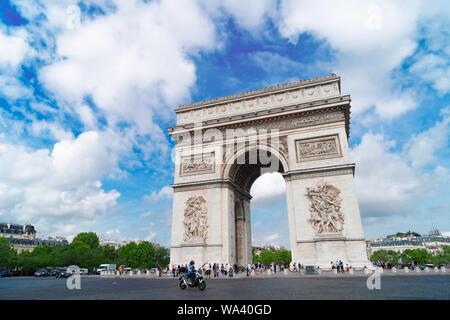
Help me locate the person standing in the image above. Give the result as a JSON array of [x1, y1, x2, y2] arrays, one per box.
[[205, 262, 211, 279]]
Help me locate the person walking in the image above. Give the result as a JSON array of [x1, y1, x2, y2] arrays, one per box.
[[205, 262, 211, 279]]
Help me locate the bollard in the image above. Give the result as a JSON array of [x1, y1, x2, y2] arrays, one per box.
[[137, 270, 141, 276], [283, 269, 288, 276], [349, 268, 354, 275], [267, 269, 271, 276], [441, 267, 446, 273], [392, 267, 397, 273], [146, 269, 151, 276], [404, 267, 409, 273], [317, 268, 321, 275], [251, 270, 255, 276], [333, 268, 338, 275], [434, 267, 439, 273], [378, 267, 384, 273], [364, 268, 370, 274], [415, 267, 420, 273], [425, 267, 430, 273]]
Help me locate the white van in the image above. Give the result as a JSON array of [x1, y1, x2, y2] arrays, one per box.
[[96, 264, 116, 274]]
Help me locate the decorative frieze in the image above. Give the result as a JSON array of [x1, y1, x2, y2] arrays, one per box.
[[180, 152, 215, 176], [306, 182, 344, 234], [176, 75, 340, 125], [183, 196, 208, 242], [296, 134, 342, 162]]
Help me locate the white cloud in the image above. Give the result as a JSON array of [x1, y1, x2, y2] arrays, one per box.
[[351, 133, 419, 220], [277, 0, 421, 119], [0, 131, 121, 239], [351, 108, 450, 225], [264, 233, 279, 243], [144, 186, 173, 204], [0, 29, 32, 69], [39, 0, 217, 136], [405, 107, 450, 167], [219, 0, 276, 33], [250, 172, 285, 207]]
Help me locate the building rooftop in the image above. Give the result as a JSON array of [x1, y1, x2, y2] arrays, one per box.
[[0, 223, 36, 235], [176, 73, 340, 111]]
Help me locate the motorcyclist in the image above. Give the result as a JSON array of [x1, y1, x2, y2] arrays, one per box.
[[187, 260, 196, 285]]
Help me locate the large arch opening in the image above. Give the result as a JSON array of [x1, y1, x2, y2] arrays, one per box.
[[226, 148, 288, 266]]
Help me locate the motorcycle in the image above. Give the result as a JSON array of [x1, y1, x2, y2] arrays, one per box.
[[179, 269, 206, 290]]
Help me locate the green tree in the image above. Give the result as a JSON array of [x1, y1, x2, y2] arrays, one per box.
[[72, 232, 100, 249], [155, 246, 170, 267], [117, 241, 139, 268], [0, 237, 17, 269], [273, 249, 292, 265], [370, 249, 400, 264], [101, 245, 117, 263], [258, 249, 274, 267], [401, 249, 432, 265], [136, 241, 156, 269]]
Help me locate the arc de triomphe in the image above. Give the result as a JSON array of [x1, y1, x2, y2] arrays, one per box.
[[167, 74, 371, 269]]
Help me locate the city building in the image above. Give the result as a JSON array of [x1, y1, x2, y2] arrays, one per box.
[[367, 229, 450, 256], [0, 222, 68, 253], [252, 244, 286, 255]]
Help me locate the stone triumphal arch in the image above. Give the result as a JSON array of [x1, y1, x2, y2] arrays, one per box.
[[167, 74, 371, 269]]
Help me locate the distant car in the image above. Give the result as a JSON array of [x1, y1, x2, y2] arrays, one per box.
[[34, 269, 49, 277], [49, 269, 60, 277], [79, 268, 88, 275], [0, 270, 11, 277], [420, 264, 434, 270], [56, 268, 72, 278]]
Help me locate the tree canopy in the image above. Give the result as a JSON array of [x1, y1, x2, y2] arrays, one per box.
[[2, 233, 170, 274], [252, 249, 292, 266]]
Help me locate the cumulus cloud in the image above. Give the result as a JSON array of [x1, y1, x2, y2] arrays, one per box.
[[0, 132, 120, 239], [351, 108, 450, 225], [277, 0, 421, 119], [144, 186, 173, 204], [39, 0, 217, 136], [250, 172, 286, 207]]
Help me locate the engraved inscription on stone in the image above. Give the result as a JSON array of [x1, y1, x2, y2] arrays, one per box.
[[306, 182, 344, 233], [295, 135, 341, 162], [180, 152, 215, 175], [184, 196, 208, 242]]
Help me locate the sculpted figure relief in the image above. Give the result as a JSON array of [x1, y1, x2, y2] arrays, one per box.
[[306, 182, 344, 233], [184, 196, 208, 241]]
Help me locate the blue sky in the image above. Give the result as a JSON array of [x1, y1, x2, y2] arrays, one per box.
[[0, 0, 449, 248]]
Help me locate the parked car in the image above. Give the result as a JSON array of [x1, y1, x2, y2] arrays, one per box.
[[34, 269, 49, 277], [79, 268, 88, 275], [0, 270, 11, 277], [49, 269, 60, 277], [420, 264, 434, 270], [56, 268, 72, 278]]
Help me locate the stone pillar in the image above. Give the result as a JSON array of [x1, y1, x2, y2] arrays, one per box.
[[283, 269, 288, 275], [392, 267, 397, 273], [404, 267, 409, 273]]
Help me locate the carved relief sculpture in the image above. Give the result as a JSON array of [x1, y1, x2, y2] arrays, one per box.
[[180, 153, 215, 175], [296, 135, 342, 162], [306, 182, 344, 233], [184, 196, 208, 241]]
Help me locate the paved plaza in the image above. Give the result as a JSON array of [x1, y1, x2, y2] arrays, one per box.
[[1, 273, 448, 300]]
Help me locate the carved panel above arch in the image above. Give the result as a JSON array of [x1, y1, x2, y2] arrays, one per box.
[[295, 134, 342, 162], [180, 152, 215, 176]]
